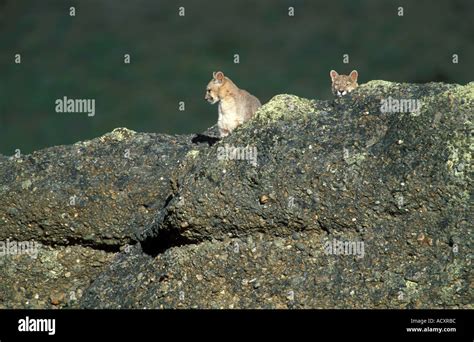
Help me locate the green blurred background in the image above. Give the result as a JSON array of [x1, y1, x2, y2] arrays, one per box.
[[0, 0, 472, 154]]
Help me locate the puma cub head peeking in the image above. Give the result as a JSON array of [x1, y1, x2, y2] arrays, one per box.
[[205, 71, 261, 138], [330, 70, 359, 96]]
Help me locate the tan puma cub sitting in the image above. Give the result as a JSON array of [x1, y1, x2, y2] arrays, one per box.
[[330, 70, 359, 96], [205, 71, 261, 138]]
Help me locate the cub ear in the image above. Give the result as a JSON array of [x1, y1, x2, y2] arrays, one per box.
[[214, 71, 225, 83], [350, 70, 358, 82], [330, 70, 338, 81]]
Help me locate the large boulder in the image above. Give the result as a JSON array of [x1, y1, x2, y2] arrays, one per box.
[[80, 81, 473, 308]]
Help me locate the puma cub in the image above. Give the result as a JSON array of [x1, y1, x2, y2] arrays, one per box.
[[330, 70, 359, 96], [205, 71, 261, 138]]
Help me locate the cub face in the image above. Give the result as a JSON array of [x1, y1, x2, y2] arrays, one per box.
[[330, 70, 359, 96], [205, 71, 226, 104]]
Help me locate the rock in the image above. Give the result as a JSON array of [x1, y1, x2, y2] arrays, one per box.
[[295, 242, 306, 251], [82, 81, 471, 309], [0, 245, 114, 308], [0, 128, 203, 247], [50, 292, 66, 306], [2, 81, 473, 309]]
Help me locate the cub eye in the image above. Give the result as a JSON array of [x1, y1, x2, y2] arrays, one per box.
[[207, 89, 211, 92]]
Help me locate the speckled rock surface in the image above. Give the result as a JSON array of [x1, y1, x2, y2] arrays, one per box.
[[81, 224, 471, 309], [0, 128, 200, 247], [1, 81, 473, 309], [0, 245, 114, 308]]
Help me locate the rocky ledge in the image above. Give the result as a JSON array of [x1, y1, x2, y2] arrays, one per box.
[[0, 81, 472, 308]]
